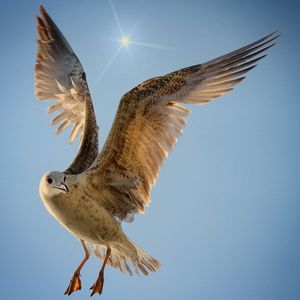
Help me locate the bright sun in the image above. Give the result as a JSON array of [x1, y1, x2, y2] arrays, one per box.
[[120, 36, 129, 47]]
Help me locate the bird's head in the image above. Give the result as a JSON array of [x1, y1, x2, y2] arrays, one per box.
[[39, 171, 69, 199]]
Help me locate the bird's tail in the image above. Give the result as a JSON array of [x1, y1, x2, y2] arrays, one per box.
[[93, 238, 160, 276]]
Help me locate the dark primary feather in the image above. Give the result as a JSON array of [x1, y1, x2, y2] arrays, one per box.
[[35, 5, 99, 174], [83, 32, 278, 220]]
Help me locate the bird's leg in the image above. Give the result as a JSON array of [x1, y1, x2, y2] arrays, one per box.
[[64, 240, 90, 296], [90, 247, 111, 296]]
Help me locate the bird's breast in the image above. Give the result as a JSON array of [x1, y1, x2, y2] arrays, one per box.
[[40, 184, 121, 245]]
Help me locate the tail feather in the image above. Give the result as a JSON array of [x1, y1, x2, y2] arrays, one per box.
[[93, 239, 160, 276]]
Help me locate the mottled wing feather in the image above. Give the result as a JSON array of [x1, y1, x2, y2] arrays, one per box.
[[35, 6, 98, 174], [84, 32, 278, 220]]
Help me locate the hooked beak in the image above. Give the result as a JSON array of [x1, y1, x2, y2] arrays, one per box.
[[57, 182, 69, 194]]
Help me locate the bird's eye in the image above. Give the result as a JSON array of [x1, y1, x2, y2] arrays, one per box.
[[46, 177, 53, 184]]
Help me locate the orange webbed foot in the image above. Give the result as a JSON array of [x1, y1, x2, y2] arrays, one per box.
[[90, 272, 104, 296], [64, 272, 82, 296]]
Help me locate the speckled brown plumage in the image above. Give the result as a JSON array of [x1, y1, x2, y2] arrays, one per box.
[[82, 32, 278, 221]]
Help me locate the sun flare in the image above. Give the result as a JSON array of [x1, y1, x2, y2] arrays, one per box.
[[120, 36, 129, 47]]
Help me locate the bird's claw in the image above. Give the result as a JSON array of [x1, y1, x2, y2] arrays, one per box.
[[64, 272, 82, 296], [90, 272, 104, 296]]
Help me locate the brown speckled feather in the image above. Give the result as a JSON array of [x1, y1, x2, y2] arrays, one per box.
[[83, 32, 278, 220], [35, 6, 98, 174]]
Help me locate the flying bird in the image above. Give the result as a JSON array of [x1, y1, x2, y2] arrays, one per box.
[[35, 5, 278, 296]]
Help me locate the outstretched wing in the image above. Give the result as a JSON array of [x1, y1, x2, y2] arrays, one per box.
[[82, 32, 278, 220], [35, 5, 98, 174]]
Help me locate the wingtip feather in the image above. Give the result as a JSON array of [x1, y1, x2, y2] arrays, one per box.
[[39, 4, 47, 15]]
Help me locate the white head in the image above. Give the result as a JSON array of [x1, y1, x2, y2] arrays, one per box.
[[39, 171, 69, 199]]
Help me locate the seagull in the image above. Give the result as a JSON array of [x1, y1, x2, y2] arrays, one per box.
[[35, 5, 278, 296]]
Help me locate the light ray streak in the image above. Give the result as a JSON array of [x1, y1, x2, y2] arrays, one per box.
[[109, 0, 124, 36], [95, 46, 122, 84], [129, 40, 173, 50]]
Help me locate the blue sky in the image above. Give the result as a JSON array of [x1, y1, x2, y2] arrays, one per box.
[[0, 0, 299, 299]]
